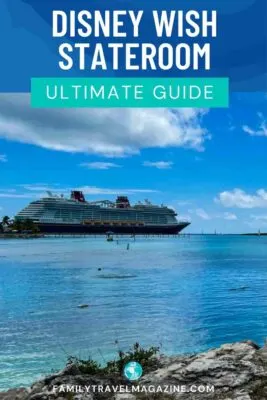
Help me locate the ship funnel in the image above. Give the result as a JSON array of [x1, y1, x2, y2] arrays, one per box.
[[71, 191, 86, 202], [116, 196, 130, 208]]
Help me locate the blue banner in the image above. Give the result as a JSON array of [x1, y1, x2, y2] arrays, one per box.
[[0, 0, 266, 92]]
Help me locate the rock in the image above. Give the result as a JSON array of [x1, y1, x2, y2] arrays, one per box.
[[1, 341, 267, 399], [0, 388, 29, 400]]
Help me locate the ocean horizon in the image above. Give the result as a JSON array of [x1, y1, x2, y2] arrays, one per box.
[[1, 235, 267, 390]]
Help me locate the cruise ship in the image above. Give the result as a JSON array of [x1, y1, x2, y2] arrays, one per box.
[[16, 191, 190, 234]]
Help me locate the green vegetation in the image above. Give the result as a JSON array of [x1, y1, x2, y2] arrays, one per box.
[[67, 343, 160, 376], [12, 218, 40, 233], [0, 216, 40, 234], [1, 215, 10, 232], [2, 215, 10, 226]]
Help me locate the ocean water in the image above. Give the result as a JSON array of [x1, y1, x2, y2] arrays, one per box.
[[0, 235, 267, 390]]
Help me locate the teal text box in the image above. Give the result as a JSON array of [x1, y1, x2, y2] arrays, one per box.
[[31, 78, 229, 108]]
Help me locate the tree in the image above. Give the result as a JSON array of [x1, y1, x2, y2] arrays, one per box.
[[2, 216, 10, 226], [23, 219, 39, 233], [11, 219, 23, 232], [12, 218, 39, 233]]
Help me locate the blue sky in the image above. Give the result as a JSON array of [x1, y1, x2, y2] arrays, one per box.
[[0, 92, 266, 233]]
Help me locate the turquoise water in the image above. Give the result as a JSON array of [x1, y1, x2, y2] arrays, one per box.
[[1, 235, 267, 390]]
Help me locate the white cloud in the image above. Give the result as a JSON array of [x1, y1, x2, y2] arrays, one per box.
[[20, 184, 61, 192], [242, 112, 267, 137], [223, 212, 237, 220], [245, 214, 267, 229], [0, 94, 209, 157], [0, 186, 157, 203], [178, 214, 192, 222], [80, 162, 121, 170], [76, 186, 157, 195], [0, 193, 32, 198], [176, 200, 192, 206], [188, 208, 237, 221], [17, 184, 157, 197], [0, 154, 7, 162], [194, 208, 211, 220], [215, 188, 267, 209], [250, 214, 267, 221], [143, 161, 173, 169]]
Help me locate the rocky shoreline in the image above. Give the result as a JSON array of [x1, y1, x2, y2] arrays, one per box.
[[1, 341, 267, 400]]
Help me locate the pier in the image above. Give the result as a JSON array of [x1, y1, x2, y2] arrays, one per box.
[[42, 233, 190, 239]]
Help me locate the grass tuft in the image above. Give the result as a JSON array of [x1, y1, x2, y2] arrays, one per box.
[[67, 343, 160, 376]]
